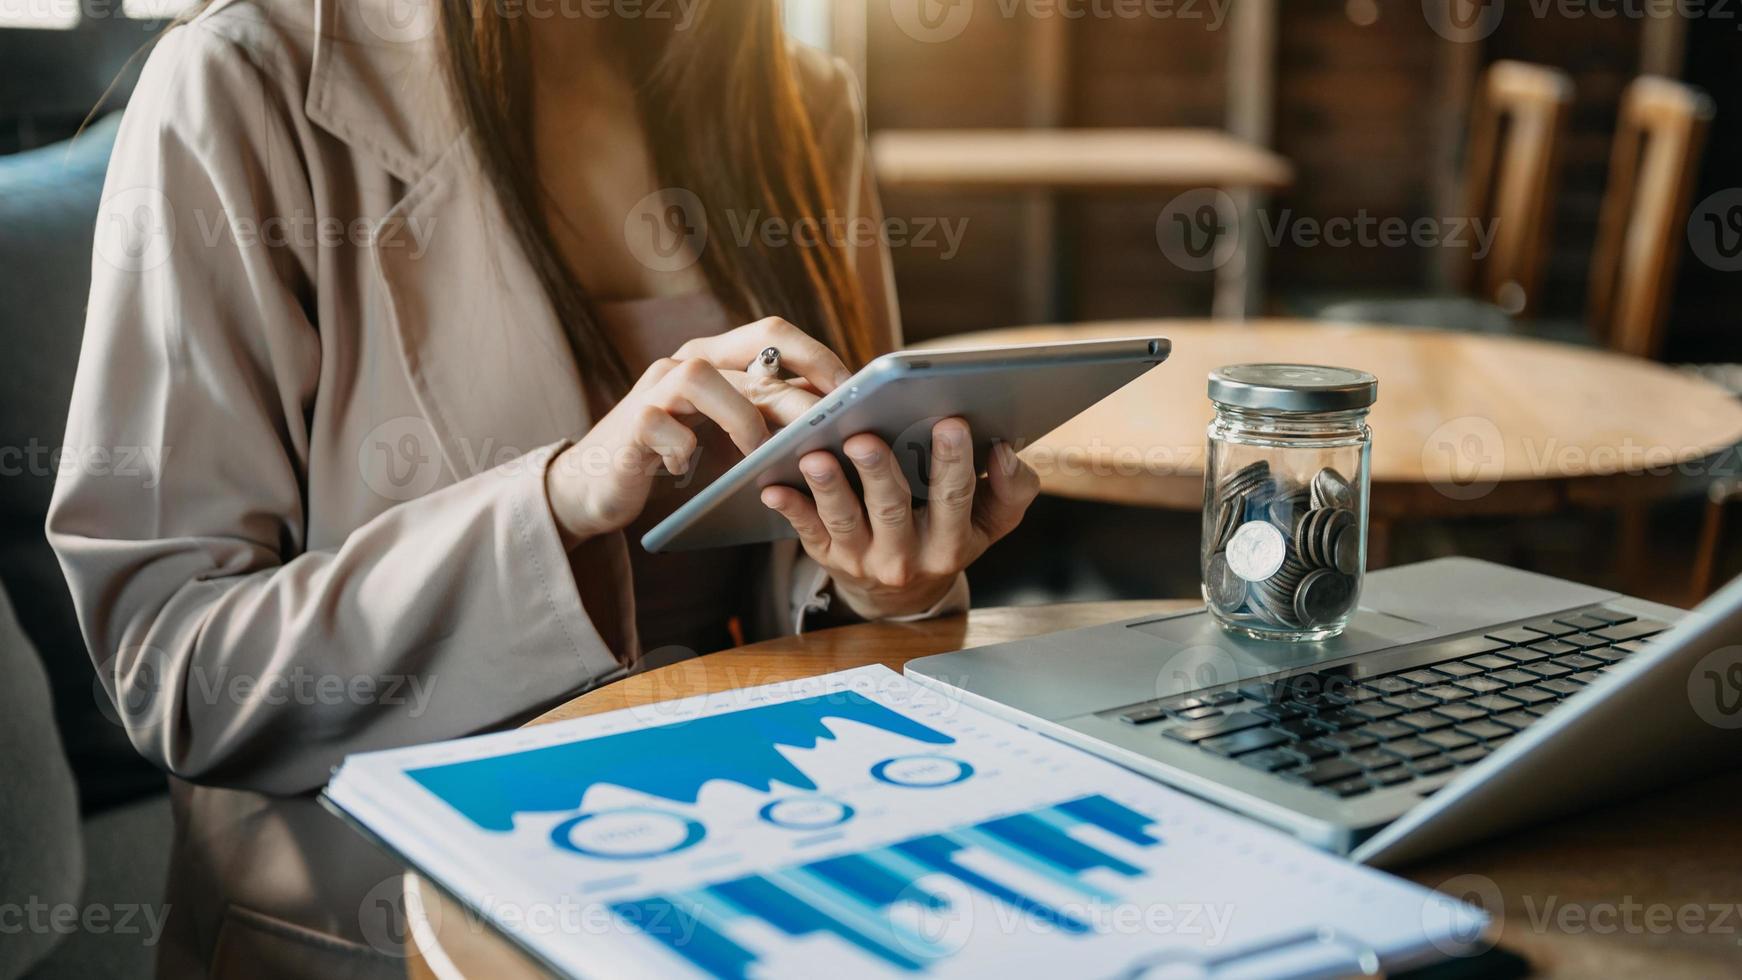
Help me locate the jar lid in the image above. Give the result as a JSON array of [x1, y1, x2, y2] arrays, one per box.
[[1208, 364, 1378, 412]]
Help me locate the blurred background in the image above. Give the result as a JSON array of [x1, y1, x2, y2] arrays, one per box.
[[1, 3, 1740, 976]]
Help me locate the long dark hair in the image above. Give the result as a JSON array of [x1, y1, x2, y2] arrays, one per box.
[[438, 1, 877, 394]]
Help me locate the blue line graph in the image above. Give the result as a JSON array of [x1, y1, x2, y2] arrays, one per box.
[[614, 794, 1162, 977], [406, 692, 955, 832]]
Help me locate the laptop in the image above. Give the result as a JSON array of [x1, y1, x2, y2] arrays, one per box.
[[905, 557, 1742, 867]]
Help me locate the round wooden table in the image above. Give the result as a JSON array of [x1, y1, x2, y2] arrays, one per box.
[[402, 603, 1742, 980], [917, 320, 1742, 520]]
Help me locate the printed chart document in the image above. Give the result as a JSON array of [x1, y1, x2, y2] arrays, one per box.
[[324, 666, 1486, 978]]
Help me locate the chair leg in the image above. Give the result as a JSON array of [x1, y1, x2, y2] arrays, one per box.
[[1616, 502, 1650, 594], [1690, 486, 1731, 604]]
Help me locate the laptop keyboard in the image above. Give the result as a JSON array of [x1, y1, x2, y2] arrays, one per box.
[[1116, 605, 1671, 800]]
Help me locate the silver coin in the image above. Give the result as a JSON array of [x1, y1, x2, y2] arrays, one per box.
[[1321, 510, 1354, 567], [1332, 524, 1362, 576], [1266, 489, 1310, 528], [1209, 492, 1243, 552], [1204, 553, 1247, 612], [1251, 582, 1301, 627], [1295, 508, 1325, 566], [1295, 569, 1354, 627], [1311, 467, 1355, 511], [1222, 460, 1271, 496], [1225, 520, 1287, 582]]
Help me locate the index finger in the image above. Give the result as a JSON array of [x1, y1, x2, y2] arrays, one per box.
[[673, 317, 853, 394]]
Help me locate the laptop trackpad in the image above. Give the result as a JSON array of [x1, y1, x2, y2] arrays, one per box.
[[1128, 608, 1435, 699]]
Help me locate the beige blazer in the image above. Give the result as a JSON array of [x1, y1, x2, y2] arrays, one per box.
[[46, 0, 960, 974]]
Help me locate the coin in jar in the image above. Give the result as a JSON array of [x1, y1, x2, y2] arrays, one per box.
[[1295, 569, 1354, 627], [1311, 467, 1355, 510], [1332, 523, 1362, 576], [1318, 509, 1354, 568], [1225, 521, 1287, 582], [1204, 553, 1248, 612]]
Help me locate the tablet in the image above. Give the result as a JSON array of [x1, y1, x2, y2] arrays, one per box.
[[640, 336, 1170, 553]]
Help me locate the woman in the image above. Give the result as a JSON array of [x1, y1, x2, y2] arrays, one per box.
[[46, 0, 1038, 973]]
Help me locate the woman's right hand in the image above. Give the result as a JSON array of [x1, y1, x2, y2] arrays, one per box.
[[543, 318, 848, 547]]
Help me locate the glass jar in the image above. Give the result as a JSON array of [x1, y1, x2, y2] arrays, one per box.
[[1201, 364, 1377, 642]]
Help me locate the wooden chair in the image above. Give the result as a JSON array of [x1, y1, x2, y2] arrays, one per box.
[[1310, 61, 1571, 329], [1584, 78, 1718, 601], [1587, 76, 1715, 359], [1461, 60, 1575, 317]]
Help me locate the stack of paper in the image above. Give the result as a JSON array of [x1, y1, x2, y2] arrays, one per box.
[[325, 666, 1487, 978]]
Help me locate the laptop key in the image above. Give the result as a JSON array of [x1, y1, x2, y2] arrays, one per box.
[[1363, 676, 1415, 695], [1465, 694, 1522, 713], [1360, 720, 1415, 741], [1489, 668, 1539, 686], [1382, 738, 1440, 761], [1236, 748, 1301, 772], [1430, 660, 1483, 678], [1522, 661, 1573, 679], [1271, 719, 1324, 740], [1350, 702, 1403, 722], [1429, 703, 1488, 723], [1590, 619, 1671, 644], [1494, 710, 1539, 731], [1320, 730, 1378, 752], [1253, 702, 1307, 722], [1346, 748, 1396, 770], [1417, 684, 1473, 703], [1524, 639, 1580, 657], [1456, 720, 1513, 741], [1449, 744, 1489, 765], [1589, 606, 1638, 626], [1176, 705, 1225, 721], [1500, 646, 1549, 664], [1413, 754, 1455, 775], [1535, 677, 1584, 697], [1584, 648, 1628, 665], [1302, 758, 1363, 785], [1120, 706, 1168, 725], [1452, 676, 1508, 695], [1522, 618, 1579, 638], [1383, 692, 1440, 712], [1556, 634, 1610, 652], [1312, 709, 1370, 731], [1398, 669, 1450, 686], [1553, 612, 1612, 632], [1571, 670, 1605, 686], [1485, 626, 1542, 646], [1507, 685, 1557, 705], [1465, 653, 1519, 671], [1395, 711, 1455, 731], [1370, 766, 1413, 786], [1327, 776, 1374, 797], [1163, 712, 1268, 743], [1201, 690, 1243, 706], [1292, 738, 1340, 761], [1203, 727, 1290, 756], [1420, 729, 1476, 751]]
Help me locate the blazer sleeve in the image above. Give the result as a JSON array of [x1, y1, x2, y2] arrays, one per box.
[[46, 25, 618, 797]]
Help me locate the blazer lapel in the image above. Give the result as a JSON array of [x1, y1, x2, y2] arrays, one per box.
[[307, 0, 593, 479], [371, 139, 594, 479]]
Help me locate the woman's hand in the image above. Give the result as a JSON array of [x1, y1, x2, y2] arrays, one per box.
[[761, 418, 1041, 621], [544, 318, 844, 546]]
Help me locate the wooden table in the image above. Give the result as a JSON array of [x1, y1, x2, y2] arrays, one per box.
[[871, 128, 1295, 320], [403, 602, 1742, 979], [917, 320, 1742, 526]]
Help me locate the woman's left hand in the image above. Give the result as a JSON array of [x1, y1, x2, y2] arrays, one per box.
[[760, 417, 1040, 620]]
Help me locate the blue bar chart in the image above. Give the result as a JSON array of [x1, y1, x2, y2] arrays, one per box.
[[613, 794, 1162, 977]]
